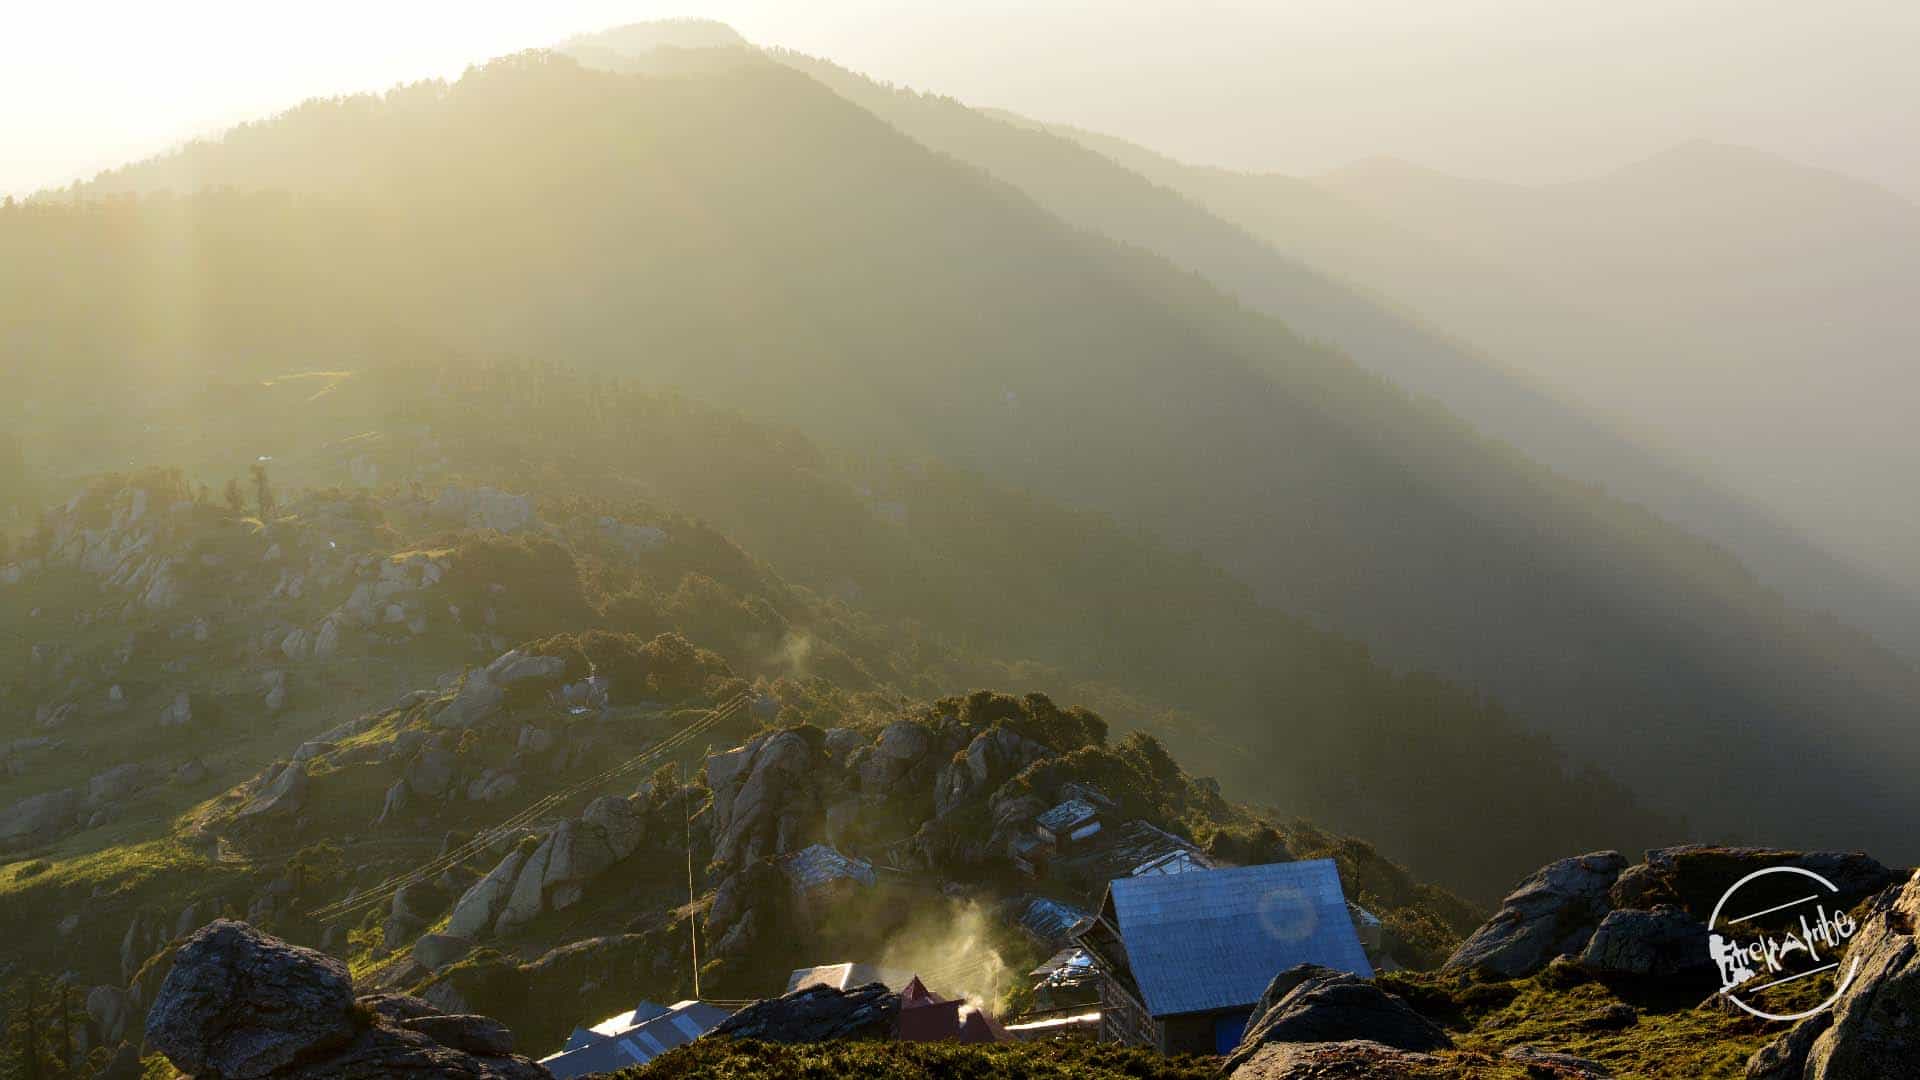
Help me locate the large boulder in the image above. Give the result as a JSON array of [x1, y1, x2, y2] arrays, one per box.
[[933, 727, 1049, 817], [484, 649, 566, 687], [1746, 870, 1920, 1079], [582, 793, 646, 860], [405, 747, 458, 799], [0, 786, 81, 846], [710, 982, 900, 1043], [144, 920, 550, 1080], [1577, 905, 1713, 980], [144, 919, 359, 1078], [86, 762, 151, 809], [447, 846, 532, 939], [853, 720, 935, 796], [237, 762, 309, 819], [1612, 846, 1895, 918], [1223, 964, 1451, 1073], [1445, 851, 1628, 979], [707, 730, 815, 868]]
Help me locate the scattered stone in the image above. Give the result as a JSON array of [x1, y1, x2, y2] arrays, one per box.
[[1505, 1044, 1613, 1076], [159, 691, 194, 728]]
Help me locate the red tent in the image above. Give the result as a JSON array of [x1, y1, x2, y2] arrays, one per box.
[[895, 976, 1009, 1044]]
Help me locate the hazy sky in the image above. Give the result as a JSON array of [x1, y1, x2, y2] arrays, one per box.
[[7, 1, 1918, 199]]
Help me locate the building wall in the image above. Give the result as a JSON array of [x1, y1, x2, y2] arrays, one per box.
[[1097, 976, 1157, 1049]]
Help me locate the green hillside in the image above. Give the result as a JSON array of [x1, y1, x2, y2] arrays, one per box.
[[8, 49, 1919, 870]]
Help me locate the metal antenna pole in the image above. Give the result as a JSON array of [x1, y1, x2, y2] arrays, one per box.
[[682, 759, 701, 1001]]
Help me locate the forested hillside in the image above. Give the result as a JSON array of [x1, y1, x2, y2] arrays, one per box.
[[8, 49, 1919, 869]]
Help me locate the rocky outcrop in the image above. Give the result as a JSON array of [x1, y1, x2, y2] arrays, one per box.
[[1223, 964, 1451, 1073], [0, 786, 81, 847], [851, 720, 937, 797], [1612, 846, 1894, 916], [237, 761, 309, 818], [1576, 906, 1712, 979], [1227, 1040, 1444, 1079], [145, 920, 359, 1077], [710, 982, 900, 1043], [1746, 870, 1920, 1079], [1445, 851, 1628, 979], [933, 727, 1050, 817], [145, 920, 548, 1079], [434, 650, 565, 730], [707, 729, 817, 868], [447, 847, 531, 939]]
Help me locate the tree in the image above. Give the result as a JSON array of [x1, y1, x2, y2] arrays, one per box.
[[249, 463, 275, 519], [223, 477, 245, 514]]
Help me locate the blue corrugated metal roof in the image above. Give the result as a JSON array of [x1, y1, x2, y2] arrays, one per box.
[[539, 1000, 733, 1079], [1106, 859, 1372, 1018]]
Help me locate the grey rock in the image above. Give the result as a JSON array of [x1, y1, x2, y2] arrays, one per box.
[[1505, 1045, 1612, 1076], [159, 691, 193, 727], [709, 730, 813, 868], [495, 832, 559, 935], [1577, 905, 1713, 979], [583, 794, 645, 860], [144, 919, 358, 1079], [399, 1014, 514, 1057], [1745, 869, 1920, 1079], [1, 786, 81, 846], [1223, 964, 1451, 1074], [447, 848, 530, 939], [175, 758, 210, 785], [484, 650, 565, 687], [1613, 846, 1895, 919], [412, 934, 475, 972], [1226, 1040, 1442, 1079], [1445, 851, 1628, 979], [436, 669, 504, 729], [710, 982, 900, 1043], [86, 984, 137, 1044], [291, 740, 335, 764], [405, 748, 457, 799], [237, 762, 309, 818], [374, 779, 409, 825], [86, 763, 150, 809]]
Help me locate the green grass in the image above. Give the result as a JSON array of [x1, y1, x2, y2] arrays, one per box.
[[1381, 967, 1785, 1080]]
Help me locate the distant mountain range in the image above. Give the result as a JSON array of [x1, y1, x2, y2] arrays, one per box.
[[9, 31, 1919, 871], [1026, 121, 1920, 653]]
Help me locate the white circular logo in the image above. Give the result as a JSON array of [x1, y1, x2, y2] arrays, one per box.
[[1706, 866, 1860, 1021]]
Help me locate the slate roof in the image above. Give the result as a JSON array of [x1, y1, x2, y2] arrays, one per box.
[[1017, 896, 1094, 944], [1054, 819, 1211, 886], [1035, 799, 1100, 834], [539, 1000, 733, 1079], [778, 844, 877, 892], [784, 962, 915, 994], [1095, 859, 1373, 1018]]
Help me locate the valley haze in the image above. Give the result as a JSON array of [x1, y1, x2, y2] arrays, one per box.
[[1, 8, 1916, 1080]]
